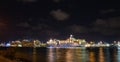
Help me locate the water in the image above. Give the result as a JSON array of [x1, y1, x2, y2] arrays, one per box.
[[0, 47, 120, 62]]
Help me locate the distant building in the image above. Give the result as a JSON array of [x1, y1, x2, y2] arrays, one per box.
[[47, 35, 86, 47]]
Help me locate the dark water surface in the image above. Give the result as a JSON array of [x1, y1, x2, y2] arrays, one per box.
[[0, 47, 120, 62]]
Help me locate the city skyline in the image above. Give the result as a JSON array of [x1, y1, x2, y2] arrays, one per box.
[[0, 0, 120, 42]]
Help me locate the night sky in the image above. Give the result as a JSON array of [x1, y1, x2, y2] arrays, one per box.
[[0, 0, 120, 42]]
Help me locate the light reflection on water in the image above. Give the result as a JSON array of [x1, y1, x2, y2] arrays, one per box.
[[105, 48, 110, 62], [46, 47, 120, 62], [1, 47, 120, 62], [47, 48, 89, 62], [89, 51, 95, 62], [47, 48, 55, 62], [117, 48, 120, 62], [99, 48, 105, 62]]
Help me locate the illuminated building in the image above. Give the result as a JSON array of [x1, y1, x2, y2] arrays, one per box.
[[47, 35, 86, 48]]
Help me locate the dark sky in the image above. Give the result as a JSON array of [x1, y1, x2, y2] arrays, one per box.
[[0, 0, 120, 42]]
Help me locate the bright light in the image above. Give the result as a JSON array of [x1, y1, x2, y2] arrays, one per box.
[[18, 44, 22, 47], [6, 43, 11, 47]]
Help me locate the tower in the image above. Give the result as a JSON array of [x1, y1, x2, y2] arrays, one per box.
[[69, 34, 73, 43]]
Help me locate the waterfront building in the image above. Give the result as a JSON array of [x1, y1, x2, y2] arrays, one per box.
[[47, 35, 86, 47]]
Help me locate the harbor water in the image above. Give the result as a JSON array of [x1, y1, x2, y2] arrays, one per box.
[[0, 47, 119, 62]]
